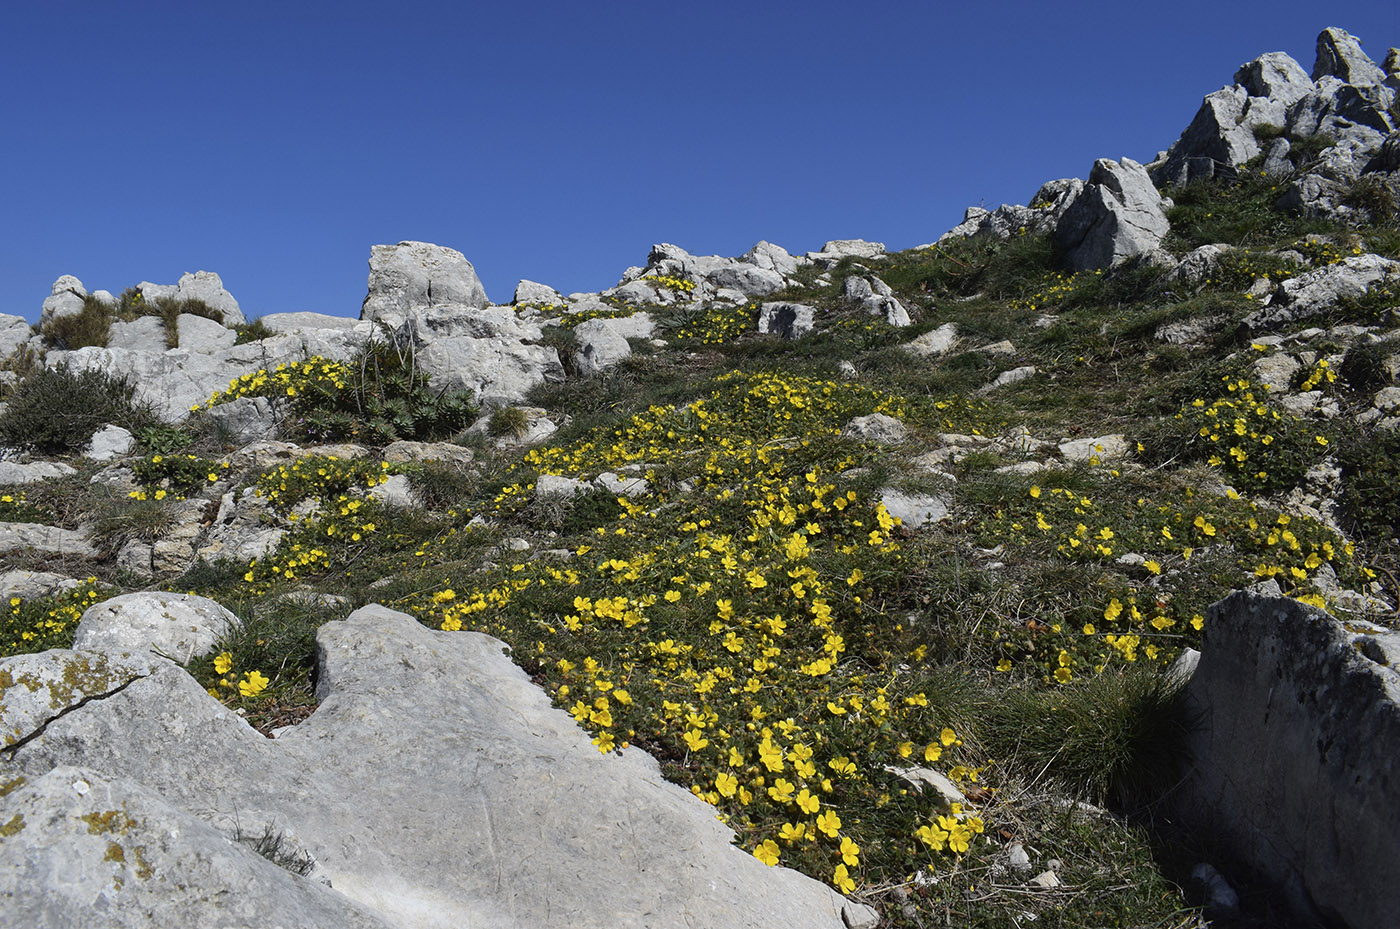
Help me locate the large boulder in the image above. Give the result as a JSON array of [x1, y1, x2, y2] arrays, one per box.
[[1235, 51, 1314, 107], [389, 305, 564, 406], [1, 765, 395, 929], [360, 241, 490, 322], [572, 318, 633, 377], [138, 271, 246, 327], [1054, 158, 1171, 271], [1, 605, 872, 929], [757, 302, 816, 340], [73, 592, 240, 670], [1173, 588, 1400, 928], [627, 242, 789, 301], [1153, 86, 1265, 188], [1313, 26, 1387, 86], [38, 275, 88, 328]]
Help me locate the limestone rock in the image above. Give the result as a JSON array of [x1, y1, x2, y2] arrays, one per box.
[[635, 242, 789, 299], [819, 239, 885, 259], [197, 490, 285, 565], [1058, 434, 1128, 463], [757, 302, 815, 340], [1313, 26, 1387, 86], [38, 275, 87, 327], [258, 311, 361, 334], [878, 489, 949, 529], [1153, 87, 1261, 188], [0, 765, 394, 929], [0, 461, 76, 484], [0, 569, 79, 602], [73, 591, 239, 670], [204, 395, 281, 444], [107, 315, 168, 352], [514, 279, 564, 305], [0, 650, 147, 749], [595, 471, 650, 498], [841, 413, 906, 445], [417, 335, 563, 407], [381, 440, 475, 467], [1055, 158, 1171, 271], [361, 241, 489, 322], [573, 317, 633, 377], [0, 521, 96, 559], [536, 473, 590, 498], [978, 366, 1038, 394], [367, 473, 418, 508], [1168, 245, 1229, 287], [139, 271, 245, 327], [1246, 254, 1400, 331], [1172, 589, 1400, 929], [905, 323, 958, 357], [2, 605, 870, 929], [1235, 51, 1314, 107], [84, 424, 135, 462], [741, 240, 799, 276], [176, 313, 237, 352], [0, 313, 33, 360]]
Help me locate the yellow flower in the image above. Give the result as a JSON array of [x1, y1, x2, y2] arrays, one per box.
[[213, 652, 233, 675], [833, 863, 855, 894], [816, 809, 842, 837], [238, 670, 269, 697], [753, 839, 780, 866], [715, 772, 738, 797], [795, 788, 820, 814], [840, 836, 860, 865]]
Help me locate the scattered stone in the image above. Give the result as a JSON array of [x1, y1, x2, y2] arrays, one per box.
[[1057, 433, 1128, 463], [757, 302, 815, 340], [885, 765, 965, 805], [0, 522, 96, 559], [0, 569, 79, 602], [0, 461, 77, 484], [841, 414, 906, 445], [367, 473, 418, 508], [905, 323, 957, 357], [381, 440, 475, 467], [149, 499, 209, 576], [1168, 245, 1229, 286], [73, 591, 239, 670], [1007, 843, 1032, 874], [535, 473, 590, 498], [83, 425, 135, 463], [197, 490, 286, 565], [1029, 870, 1062, 889], [837, 360, 857, 379], [176, 313, 237, 352], [977, 366, 1038, 394], [878, 489, 949, 529], [595, 471, 650, 498], [1190, 863, 1241, 920]]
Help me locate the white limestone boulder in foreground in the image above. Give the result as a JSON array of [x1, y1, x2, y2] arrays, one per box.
[[1, 604, 873, 929]]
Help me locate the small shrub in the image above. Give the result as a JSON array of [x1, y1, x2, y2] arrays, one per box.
[[42, 295, 113, 350], [234, 823, 315, 876], [487, 406, 530, 438], [233, 318, 275, 345], [0, 365, 150, 454], [1338, 427, 1400, 542], [980, 665, 1187, 808], [1339, 338, 1394, 395]]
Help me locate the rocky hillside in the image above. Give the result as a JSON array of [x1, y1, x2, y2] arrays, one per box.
[[2, 26, 1398, 929]]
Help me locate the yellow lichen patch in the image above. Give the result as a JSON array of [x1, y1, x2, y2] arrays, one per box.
[[0, 813, 24, 838]]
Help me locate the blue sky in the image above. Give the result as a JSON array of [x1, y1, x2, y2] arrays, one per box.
[[3, 2, 1395, 322]]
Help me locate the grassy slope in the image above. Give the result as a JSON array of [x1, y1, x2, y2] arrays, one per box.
[[4, 168, 1399, 928]]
